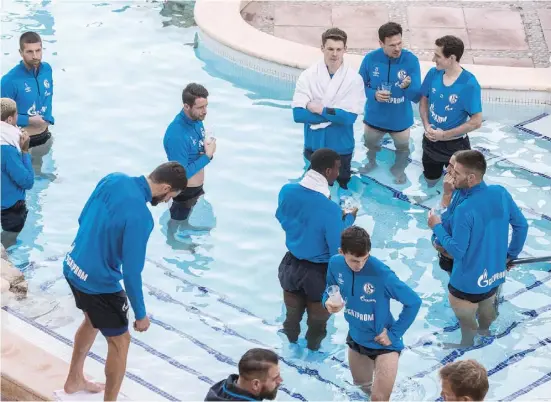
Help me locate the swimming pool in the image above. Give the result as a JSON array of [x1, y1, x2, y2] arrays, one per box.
[[2, 0, 551, 400]]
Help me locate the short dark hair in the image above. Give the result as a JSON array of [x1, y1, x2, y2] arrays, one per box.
[[440, 360, 489, 401], [310, 148, 341, 175], [435, 35, 464, 62], [378, 22, 402, 42], [454, 150, 487, 177], [238, 348, 279, 381], [149, 162, 188, 191], [322, 28, 347, 47], [19, 31, 41, 51], [341, 226, 371, 257], [182, 83, 209, 107]]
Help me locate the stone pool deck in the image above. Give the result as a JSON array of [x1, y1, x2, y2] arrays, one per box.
[[241, 0, 551, 68]]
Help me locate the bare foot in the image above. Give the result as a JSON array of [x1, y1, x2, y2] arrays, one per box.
[[64, 378, 105, 394]]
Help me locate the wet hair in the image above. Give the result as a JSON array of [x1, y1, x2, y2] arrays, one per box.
[[310, 148, 341, 175], [148, 162, 188, 191], [378, 22, 403, 42], [341, 226, 372, 257], [440, 360, 489, 401], [1, 98, 17, 122], [435, 35, 464, 62], [238, 348, 279, 381], [454, 150, 487, 177], [19, 31, 42, 51], [322, 27, 347, 47], [182, 83, 209, 107]]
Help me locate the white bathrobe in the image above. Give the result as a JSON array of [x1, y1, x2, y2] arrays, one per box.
[[292, 59, 366, 130], [0, 121, 22, 152]]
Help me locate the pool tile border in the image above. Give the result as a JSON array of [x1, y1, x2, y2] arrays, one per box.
[[194, 0, 551, 105]]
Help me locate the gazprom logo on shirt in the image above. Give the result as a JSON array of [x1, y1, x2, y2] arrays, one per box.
[[65, 253, 88, 282], [429, 103, 448, 124], [477, 269, 507, 288], [388, 96, 405, 105], [345, 308, 374, 321]]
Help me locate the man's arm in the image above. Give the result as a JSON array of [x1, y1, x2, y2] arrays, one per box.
[[359, 55, 377, 101], [121, 215, 153, 320], [0, 77, 30, 127], [164, 131, 210, 179], [3, 148, 34, 190], [325, 206, 351, 257], [402, 56, 422, 103], [432, 209, 472, 260], [385, 271, 422, 339], [292, 107, 328, 124], [321, 259, 338, 309], [42, 67, 54, 124], [505, 191, 528, 259], [419, 96, 430, 130], [321, 108, 357, 125], [440, 112, 482, 140]]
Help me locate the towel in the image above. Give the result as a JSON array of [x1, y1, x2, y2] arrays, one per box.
[[299, 170, 330, 198], [54, 390, 130, 401], [0, 121, 22, 152], [291, 59, 366, 130]]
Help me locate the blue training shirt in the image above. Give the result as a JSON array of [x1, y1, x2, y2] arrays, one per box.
[[420, 67, 482, 131], [359, 48, 422, 132], [0, 145, 34, 209], [433, 182, 528, 294], [276, 183, 355, 263], [63, 173, 154, 320], [163, 110, 211, 179], [322, 254, 421, 351], [1, 61, 54, 127]]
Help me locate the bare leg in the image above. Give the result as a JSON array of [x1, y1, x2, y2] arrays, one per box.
[[348, 347, 375, 395], [282, 291, 307, 344], [371, 352, 400, 401], [477, 293, 498, 336], [305, 300, 330, 351], [104, 331, 131, 401], [64, 314, 105, 393], [389, 129, 411, 184], [359, 124, 385, 174], [449, 292, 478, 347]]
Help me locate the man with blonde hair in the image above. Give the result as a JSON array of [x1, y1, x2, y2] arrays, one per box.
[[1, 98, 33, 247], [439, 359, 489, 401]]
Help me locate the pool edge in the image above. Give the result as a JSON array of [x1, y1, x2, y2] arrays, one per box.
[[194, 0, 551, 104]]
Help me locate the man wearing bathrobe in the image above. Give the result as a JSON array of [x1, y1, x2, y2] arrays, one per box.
[[292, 28, 366, 201]]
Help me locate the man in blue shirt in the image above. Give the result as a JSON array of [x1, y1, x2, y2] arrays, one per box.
[[276, 148, 357, 351], [429, 150, 528, 347], [292, 28, 365, 199], [1, 32, 55, 175], [324, 226, 421, 399], [62, 162, 188, 400], [205, 348, 282, 401], [164, 83, 216, 224], [358, 22, 421, 184], [1, 98, 33, 248], [419, 36, 482, 186]]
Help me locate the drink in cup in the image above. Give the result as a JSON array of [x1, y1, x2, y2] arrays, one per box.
[[327, 285, 344, 306], [380, 82, 392, 101]]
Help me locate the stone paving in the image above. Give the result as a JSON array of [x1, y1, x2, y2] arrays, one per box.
[[241, 1, 551, 68]]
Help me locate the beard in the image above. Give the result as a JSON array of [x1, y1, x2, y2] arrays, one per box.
[[259, 386, 279, 400], [151, 192, 169, 206]]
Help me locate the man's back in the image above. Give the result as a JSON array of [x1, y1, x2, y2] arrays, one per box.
[[446, 183, 528, 294], [64, 173, 154, 296], [276, 183, 347, 262]]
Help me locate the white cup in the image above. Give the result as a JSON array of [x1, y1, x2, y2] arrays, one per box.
[[327, 285, 344, 305]]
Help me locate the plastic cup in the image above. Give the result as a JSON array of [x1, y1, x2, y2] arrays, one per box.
[[380, 82, 392, 100], [327, 285, 344, 305], [431, 204, 447, 217]]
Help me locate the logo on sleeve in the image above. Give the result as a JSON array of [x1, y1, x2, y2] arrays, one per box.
[[337, 273, 344, 285]]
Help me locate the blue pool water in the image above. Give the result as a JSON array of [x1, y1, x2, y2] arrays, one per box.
[[2, 1, 551, 400]]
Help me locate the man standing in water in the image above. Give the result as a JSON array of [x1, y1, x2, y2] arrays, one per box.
[[63, 162, 188, 400], [324, 226, 421, 400], [358, 22, 421, 184], [276, 148, 357, 351], [419, 35, 482, 186], [164, 83, 217, 222], [429, 150, 528, 347], [292, 28, 365, 199], [1, 31, 55, 174]]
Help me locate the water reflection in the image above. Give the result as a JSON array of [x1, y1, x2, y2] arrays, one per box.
[[160, 0, 195, 28]]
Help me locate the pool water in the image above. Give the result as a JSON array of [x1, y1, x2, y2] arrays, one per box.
[[2, 1, 551, 400]]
